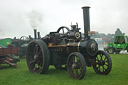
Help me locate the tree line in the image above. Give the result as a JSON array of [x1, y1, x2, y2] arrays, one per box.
[[91, 28, 123, 42]]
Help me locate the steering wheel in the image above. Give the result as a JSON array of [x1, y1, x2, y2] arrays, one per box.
[[57, 26, 70, 35]]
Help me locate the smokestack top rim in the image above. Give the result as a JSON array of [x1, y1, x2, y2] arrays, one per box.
[[82, 6, 90, 9]]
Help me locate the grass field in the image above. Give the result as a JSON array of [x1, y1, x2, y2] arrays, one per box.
[[0, 54, 128, 85]]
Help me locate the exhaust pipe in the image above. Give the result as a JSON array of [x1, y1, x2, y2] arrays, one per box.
[[37, 32, 41, 39], [34, 29, 37, 39], [82, 6, 90, 39]]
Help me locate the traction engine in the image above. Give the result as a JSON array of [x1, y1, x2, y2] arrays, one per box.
[[26, 6, 112, 79]]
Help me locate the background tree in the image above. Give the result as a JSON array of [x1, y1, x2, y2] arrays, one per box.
[[115, 28, 122, 36]]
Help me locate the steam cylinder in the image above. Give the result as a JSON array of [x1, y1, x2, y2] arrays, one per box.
[[79, 39, 98, 56]]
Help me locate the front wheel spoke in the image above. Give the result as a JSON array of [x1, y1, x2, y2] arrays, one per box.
[[100, 54, 103, 57], [100, 54, 103, 60], [104, 57, 107, 61], [38, 61, 42, 67], [77, 61, 81, 67], [80, 68, 82, 73], [100, 65, 104, 72], [38, 65, 42, 69], [96, 56, 100, 61], [76, 56, 79, 61], [72, 57, 75, 63], [95, 62, 99, 65], [71, 68, 74, 72], [96, 58, 99, 61], [75, 69, 79, 75], [33, 64, 39, 70], [104, 63, 108, 66], [95, 60, 98, 64], [101, 56, 103, 60], [98, 65, 100, 71], [105, 59, 108, 62], [102, 65, 106, 72], [74, 56, 77, 63], [78, 68, 82, 75]]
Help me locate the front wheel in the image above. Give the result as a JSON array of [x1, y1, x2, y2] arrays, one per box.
[[67, 52, 86, 79], [107, 47, 114, 54], [93, 50, 112, 75]]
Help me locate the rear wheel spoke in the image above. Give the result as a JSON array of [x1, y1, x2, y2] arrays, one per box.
[[29, 59, 38, 65]]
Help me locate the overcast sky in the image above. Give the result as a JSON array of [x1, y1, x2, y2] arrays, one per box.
[[0, 0, 128, 38]]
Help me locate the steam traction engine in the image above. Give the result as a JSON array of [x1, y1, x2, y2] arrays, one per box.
[[26, 6, 112, 79]]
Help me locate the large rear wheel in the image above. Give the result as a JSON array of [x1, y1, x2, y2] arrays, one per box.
[[67, 52, 86, 79], [26, 40, 50, 74], [93, 50, 112, 75]]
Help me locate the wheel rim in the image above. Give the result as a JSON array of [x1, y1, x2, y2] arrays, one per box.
[[67, 52, 86, 79], [108, 48, 113, 54], [26, 41, 44, 73], [93, 50, 112, 74]]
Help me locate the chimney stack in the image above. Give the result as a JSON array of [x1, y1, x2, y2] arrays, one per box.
[[82, 6, 90, 39], [37, 32, 41, 39], [34, 29, 37, 39]]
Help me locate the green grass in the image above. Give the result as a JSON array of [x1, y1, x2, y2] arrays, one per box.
[[0, 54, 128, 85]]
